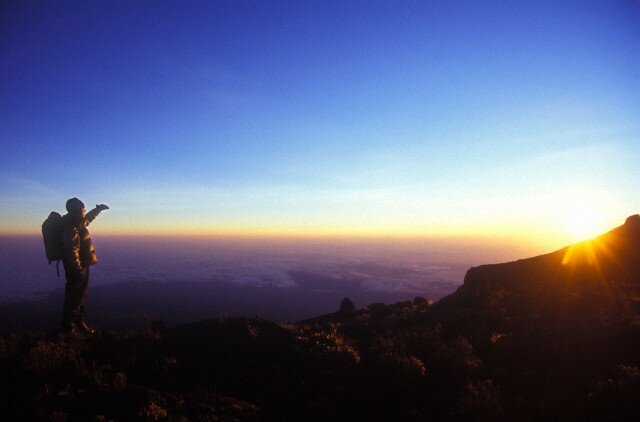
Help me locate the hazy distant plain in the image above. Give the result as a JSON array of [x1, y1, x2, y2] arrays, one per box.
[[0, 235, 537, 330]]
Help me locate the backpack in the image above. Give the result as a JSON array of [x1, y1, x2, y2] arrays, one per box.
[[42, 211, 64, 276]]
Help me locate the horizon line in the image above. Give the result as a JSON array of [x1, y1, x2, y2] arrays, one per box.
[[0, 228, 593, 249]]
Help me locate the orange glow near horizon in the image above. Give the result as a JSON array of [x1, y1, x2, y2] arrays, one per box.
[[559, 234, 629, 314], [1, 217, 595, 252], [560, 233, 617, 278], [562, 240, 599, 267]]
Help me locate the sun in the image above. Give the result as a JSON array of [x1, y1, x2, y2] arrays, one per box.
[[564, 210, 605, 241]]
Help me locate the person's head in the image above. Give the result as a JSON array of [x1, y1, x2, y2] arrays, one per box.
[[66, 197, 86, 217]]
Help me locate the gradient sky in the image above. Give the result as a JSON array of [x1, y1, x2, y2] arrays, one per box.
[[1, 0, 639, 247]]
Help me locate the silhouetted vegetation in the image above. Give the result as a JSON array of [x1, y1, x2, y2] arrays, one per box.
[[339, 297, 356, 313]]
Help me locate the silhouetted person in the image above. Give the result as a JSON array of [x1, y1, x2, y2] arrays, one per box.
[[61, 198, 109, 334]]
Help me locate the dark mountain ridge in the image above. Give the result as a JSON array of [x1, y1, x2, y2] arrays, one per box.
[[1, 216, 639, 420], [435, 214, 640, 329], [462, 214, 640, 295], [426, 215, 640, 419]]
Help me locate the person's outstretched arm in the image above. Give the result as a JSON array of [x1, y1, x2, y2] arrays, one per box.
[[84, 204, 109, 226]]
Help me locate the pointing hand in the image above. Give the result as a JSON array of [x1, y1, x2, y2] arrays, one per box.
[[96, 204, 110, 211]]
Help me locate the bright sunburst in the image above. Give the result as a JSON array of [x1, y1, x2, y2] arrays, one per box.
[[564, 210, 605, 241]]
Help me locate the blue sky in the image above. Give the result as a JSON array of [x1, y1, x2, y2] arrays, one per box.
[[1, 1, 639, 245]]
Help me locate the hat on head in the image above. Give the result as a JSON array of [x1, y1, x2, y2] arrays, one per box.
[[66, 197, 85, 214]]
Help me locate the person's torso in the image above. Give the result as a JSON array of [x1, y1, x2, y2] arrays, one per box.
[[78, 225, 98, 266], [63, 214, 98, 266]]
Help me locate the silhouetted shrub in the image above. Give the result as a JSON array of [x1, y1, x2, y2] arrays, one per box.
[[139, 400, 167, 420], [150, 320, 169, 338], [442, 336, 481, 378], [368, 303, 386, 316], [588, 365, 640, 418], [394, 300, 413, 308], [24, 340, 81, 373], [339, 297, 355, 313], [114, 371, 127, 391], [44, 409, 66, 421], [458, 379, 502, 417], [379, 352, 427, 379]]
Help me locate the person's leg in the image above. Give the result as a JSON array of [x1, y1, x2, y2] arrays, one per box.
[[62, 263, 88, 331], [74, 267, 90, 325]]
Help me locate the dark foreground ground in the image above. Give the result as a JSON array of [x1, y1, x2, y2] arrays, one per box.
[[1, 292, 639, 421], [1, 217, 639, 420]]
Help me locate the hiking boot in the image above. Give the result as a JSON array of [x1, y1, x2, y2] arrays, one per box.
[[61, 321, 76, 333], [77, 320, 97, 335], [58, 323, 84, 338]]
